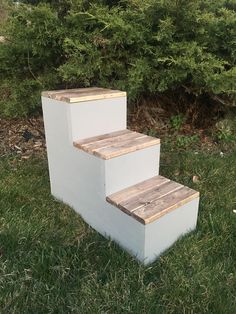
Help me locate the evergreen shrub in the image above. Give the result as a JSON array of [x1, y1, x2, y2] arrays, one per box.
[[0, 0, 235, 116]]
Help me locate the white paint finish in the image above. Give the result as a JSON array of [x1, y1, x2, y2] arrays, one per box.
[[69, 194, 146, 262], [59, 149, 104, 208], [104, 144, 160, 195], [42, 92, 200, 265], [69, 97, 127, 141], [41, 97, 71, 195], [48, 148, 146, 260], [48, 150, 146, 261], [143, 197, 200, 265], [42, 95, 145, 261], [42, 96, 105, 204]]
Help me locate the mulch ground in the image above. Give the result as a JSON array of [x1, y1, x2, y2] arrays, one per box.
[[0, 108, 219, 160], [0, 117, 46, 159]]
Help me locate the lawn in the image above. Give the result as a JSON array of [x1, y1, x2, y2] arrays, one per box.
[[0, 143, 236, 313]]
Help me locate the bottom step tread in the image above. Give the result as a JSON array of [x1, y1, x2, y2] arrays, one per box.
[[106, 176, 199, 224]]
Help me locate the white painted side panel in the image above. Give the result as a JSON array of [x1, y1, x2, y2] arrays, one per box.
[[50, 145, 146, 262], [144, 197, 199, 265], [41, 97, 71, 197], [41, 97, 145, 260], [105, 144, 160, 195], [55, 148, 104, 206], [69, 97, 127, 141], [65, 181, 146, 262]]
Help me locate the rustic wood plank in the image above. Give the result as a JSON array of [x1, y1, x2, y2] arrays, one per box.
[[74, 130, 160, 160], [118, 180, 183, 213], [95, 136, 160, 159], [74, 129, 131, 147], [42, 87, 126, 103], [65, 91, 126, 103], [106, 176, 169, 206], [42, 87, 101, 98], [107, 176, 199, 225], [132, 187, 199, 224], [83, 132, 146, 152]]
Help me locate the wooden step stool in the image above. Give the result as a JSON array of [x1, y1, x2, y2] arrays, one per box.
[[42, 87, 199, 265]]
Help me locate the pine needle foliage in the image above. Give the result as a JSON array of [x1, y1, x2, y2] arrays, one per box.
[[0, 0, 235, 116]]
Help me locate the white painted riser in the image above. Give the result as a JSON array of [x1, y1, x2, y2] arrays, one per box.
[[69, 97, 126, 141], [105, 145, 160, 195]]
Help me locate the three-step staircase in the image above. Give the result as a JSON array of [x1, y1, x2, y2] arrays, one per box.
[[42, 87, 199, 265]]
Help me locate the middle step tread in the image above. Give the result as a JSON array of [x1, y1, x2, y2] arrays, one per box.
[[73, 129, 160, 159], [106, 175, 199, 224]]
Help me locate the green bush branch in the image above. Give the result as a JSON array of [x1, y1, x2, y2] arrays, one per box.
[[0, 0, 236, 116]]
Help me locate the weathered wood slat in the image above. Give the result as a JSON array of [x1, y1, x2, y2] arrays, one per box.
[[119, 180, 183, 212], [42, 87, 126, 103], [95, 136, 160, 159], [106, 176, 199, 225], [82, 131, 143, 151], [107, 176, 169, 205], [74, 130, 130, 146], [42, 87, 101, 98], [74, 129, 160, 160], [133, 187, 199, 224], [90, 133, 147, 154]]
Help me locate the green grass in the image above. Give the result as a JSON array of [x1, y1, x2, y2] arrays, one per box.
[[0, 147, 236, 313]]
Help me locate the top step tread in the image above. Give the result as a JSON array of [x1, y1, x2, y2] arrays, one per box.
[[106, 175, 199, 224], [42, 87, 126, 103], [73, 129, 160, 159]]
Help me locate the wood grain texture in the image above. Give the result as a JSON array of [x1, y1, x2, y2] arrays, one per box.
[[74, 130, 160, 159], [133, 187, 199, 224], [119, 181, 183, 212], [107, 176, 169, 205], [42, 87, 126, 103], [74, 130, 130, 146], [81, 131, 142, 151], [106, 176, 199, 224]]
